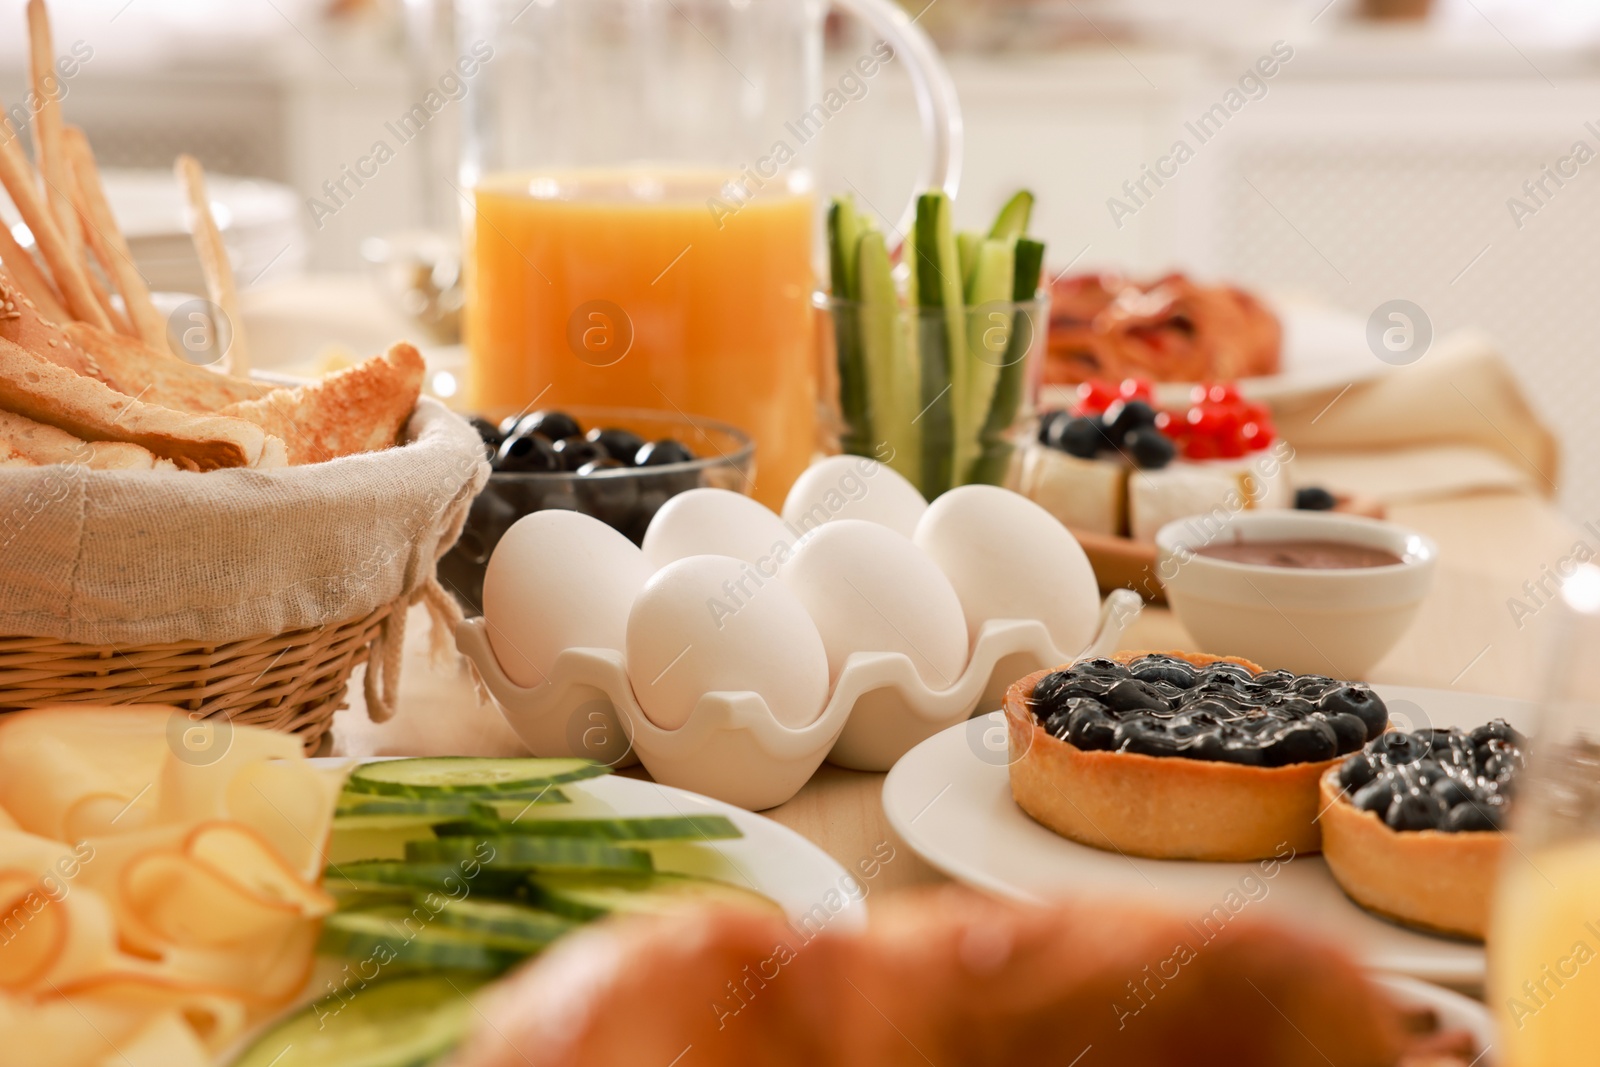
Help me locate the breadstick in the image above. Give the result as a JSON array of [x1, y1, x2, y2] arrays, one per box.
[[27, 0, 81, 256], [64, 126, 167, 348], [0, 114, 108, 327], [0, 215, 68, 323], [176, 154, 249, 375]]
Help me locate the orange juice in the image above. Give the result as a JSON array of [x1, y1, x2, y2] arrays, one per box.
[[1492, 838, 1600, 1065], [465, 169, 816, 509]]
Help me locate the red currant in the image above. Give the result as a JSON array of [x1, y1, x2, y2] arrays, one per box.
[[1074, 380, 1118, 416]]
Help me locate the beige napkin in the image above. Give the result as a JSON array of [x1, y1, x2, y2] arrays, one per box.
[[1271, 329, 1560, 499]]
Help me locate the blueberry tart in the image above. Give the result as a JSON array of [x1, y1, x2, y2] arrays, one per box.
[[1004, 650, 1386, 861], [1318, 720, 1523, 940]]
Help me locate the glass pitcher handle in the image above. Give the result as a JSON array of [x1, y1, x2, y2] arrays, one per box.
[[830, 0, 963, 243]]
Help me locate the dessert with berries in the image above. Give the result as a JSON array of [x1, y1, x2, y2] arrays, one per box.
[[1004, 650, 1388, 861], [1021, 379, 1291, 542], [1319, 721, 1524, 939]]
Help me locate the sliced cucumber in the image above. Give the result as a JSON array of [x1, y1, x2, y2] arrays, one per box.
[[955, 236, 1017, 484], [327, 861, 526, 897], [320, 906, 523, 973], [407, 836, 653, 874], [335, 793, 566, 821], [346, 758, 608, 798], [430, 898, 575, 953], [857, 228, 920, 486], [988, 189, 1035, 240], [914, 191, 964, 497], [433, 815, 741, 844], [971, 235, 1047, 487], [229, 973, 485, 1067], [527, 871, 782, 922]]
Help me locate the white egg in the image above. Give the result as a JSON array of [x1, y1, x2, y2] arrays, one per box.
[[781, 455, 928, 539], [780, 520, 969, 689], [483, 510, 654, 688], [626, 555, 829, 731], [641, 488, 794, 572], [913, 484, 1101, 656]]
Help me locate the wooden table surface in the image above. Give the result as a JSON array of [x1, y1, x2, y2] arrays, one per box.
[[344, 484, 1579, 899]]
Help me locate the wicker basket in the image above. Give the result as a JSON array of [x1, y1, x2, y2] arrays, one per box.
[[0, 598, 405, 752]]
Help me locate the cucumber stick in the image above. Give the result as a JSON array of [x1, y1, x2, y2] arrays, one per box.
[[856, 229, 919, 484], [914, 192, 965, 497], [955, 237, 1016, 484], [971, 236, 1047, 486], [829, 197, 871, 453], [229, 973, 486, 1067], [956, 230, 983, 296], [988, 190, 1035, 240]]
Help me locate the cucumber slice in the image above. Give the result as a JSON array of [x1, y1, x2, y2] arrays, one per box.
[[857, 229, 920, 486], [328, 827, 437, 866], [527, 872, 782, 922], [988, 189, 1035, 240], [346, 758, 607, 798], [327, 861, 526, 897], [229, 973, 485, 1067], [407, 835, 654, 874], [433, 815, 741, 844], [430, 898, 575, 953], [335, 793, 567, 821], [320, 906, 523, 973]]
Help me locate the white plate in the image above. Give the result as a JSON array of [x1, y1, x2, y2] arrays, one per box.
[[311, 759, 868, 931], [882, 684, 1531, 985], [1375, 974, 1498, 1065]]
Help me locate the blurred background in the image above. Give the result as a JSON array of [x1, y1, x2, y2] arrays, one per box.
[[1, 0, 1596, 514]]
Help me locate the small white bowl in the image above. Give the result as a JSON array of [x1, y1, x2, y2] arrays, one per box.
[[1154, 511, 1437, 679]]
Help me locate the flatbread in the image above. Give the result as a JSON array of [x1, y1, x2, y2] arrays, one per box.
[[219, 342, 424, 465], [64, 322, 263, 414], [0, 408, 155, 470], [0, 336, 280, 470], [0, 266, 99, 379]]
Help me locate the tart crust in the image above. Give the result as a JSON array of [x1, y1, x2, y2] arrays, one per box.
[[1005, 649, 1342, 862], [1317, 768, 1502, 940]]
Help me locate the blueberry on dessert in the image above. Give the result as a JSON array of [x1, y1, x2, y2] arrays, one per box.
[[1318, 720, 1524, 941], [1004, 650, 1385, 862]]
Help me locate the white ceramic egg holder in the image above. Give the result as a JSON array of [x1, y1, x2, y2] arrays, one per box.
[[457, 588, 1141, 811]]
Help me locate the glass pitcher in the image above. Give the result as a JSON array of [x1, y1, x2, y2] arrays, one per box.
[[457, 0, 960, 508]]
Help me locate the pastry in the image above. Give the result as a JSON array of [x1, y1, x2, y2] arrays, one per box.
[[1005, 650, 1386, 861], [1025, 380, 1289, 542], [1319, 720, 1523, 940], [454, 886, 1415, 1067], [1045, 272, 1282, 385]]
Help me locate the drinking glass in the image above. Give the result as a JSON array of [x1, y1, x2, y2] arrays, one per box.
[[1491, 562, 1600, 1065]]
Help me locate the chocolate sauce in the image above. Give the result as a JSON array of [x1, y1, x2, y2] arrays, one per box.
[[1196, 539, 1403, 570]]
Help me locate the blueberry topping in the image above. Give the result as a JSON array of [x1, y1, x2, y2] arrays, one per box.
[[1027, 655, 1373, 766], [1055, 417, 1104, 460], [1295, 486, 1337, 511], [1104, 399, 1158, 440], [1318, 686, 1388, 741], [1333, 719, 1523, 833], [1125, 428, 1175, 470], [513, 410, 582, 443], [468, 416, 503, 448], [1037, 410, 1070, 447], [551, 435, 605, 472], [1339, 751, 1377, 791], [1386, 790, 1448, 832]]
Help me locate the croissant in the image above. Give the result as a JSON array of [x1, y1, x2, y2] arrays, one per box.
[[453, 887, 1424, 1067]]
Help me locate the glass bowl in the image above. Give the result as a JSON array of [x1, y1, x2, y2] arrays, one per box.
[[437, 405, 755, 614]]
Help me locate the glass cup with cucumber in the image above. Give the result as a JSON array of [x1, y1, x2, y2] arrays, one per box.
[[823, 190, 1049, 498]]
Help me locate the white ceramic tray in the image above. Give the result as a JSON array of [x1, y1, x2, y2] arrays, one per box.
[[457, 589, 1141, 811]]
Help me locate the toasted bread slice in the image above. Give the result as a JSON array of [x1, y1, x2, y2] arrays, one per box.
[[0, 265, 101, 379], [0, 407, 157, 469], [64, 321, 264, 413], [219, 342, 424, 465], [0, 337, 274, 470]]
